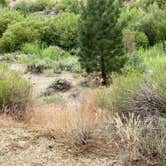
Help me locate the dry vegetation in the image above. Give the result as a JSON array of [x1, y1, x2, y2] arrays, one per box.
[[0, 0, 166, 165]]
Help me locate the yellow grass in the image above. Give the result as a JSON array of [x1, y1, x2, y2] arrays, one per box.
[[27, 97, 107, 130]]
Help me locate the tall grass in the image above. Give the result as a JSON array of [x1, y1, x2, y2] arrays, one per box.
[[0, 63, 31, 119], [96, 44, 166, 117], [21, 42, 71, 61]]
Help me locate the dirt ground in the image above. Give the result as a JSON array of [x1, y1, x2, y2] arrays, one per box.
[[0, 122, 120, 166], [0, 63, 121, 166]]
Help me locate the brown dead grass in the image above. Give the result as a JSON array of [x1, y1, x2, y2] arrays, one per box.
[[27, 96, 107, 130]]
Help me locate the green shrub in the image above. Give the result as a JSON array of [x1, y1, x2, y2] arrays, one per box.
[[54, 56, 82, 73], [27, 57, 55, 73], [96, 72, 143, 114], [0, 64, 31, 118], [0, 12, 79, 52], [96, 69, 166, 118], [0, 17, 44, 52], [123, 30, 149, 52], [43, 12, 79, 49], [120, 3, 166, 46], [49, 78, 72, 92], [42, 95, 63, 104], [55, 0, 81, 14], [122, 52, 146, 74], [22, 42, 70, 60], [0, 0, 8, 7], [0, 9, 23, 38], [13, 0, 56, 14]]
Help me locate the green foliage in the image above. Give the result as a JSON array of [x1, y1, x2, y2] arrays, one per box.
[[43, 12, 79, 49], [42, 95, 63, 104], [120, 2, 166, 46], [123, 29, 148, 53], [22, 42, 71, 60], [122, 53, 145, 75], [56, 0, 81, 14], [0, 16, 44, 52], [0, 11, 79, 52], [13, 0, 56, 14], [48, 78, 72, 92], [96, 44, 166, 117], [0, 0, 8, 7], [79, 0, 125, 85], [54, 56, 82, 73], [0, 64, 31, 117], [96, 72, 143, 113], [0, 9, 23, 38]]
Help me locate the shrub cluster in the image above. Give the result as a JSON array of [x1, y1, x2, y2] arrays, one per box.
[[96, 70, 166, 119], [0, 16, 44, 52], [42, 12, 79, 49], [0, 64, 31, 118], [120, 1, 166, 48], [0, 13, 79, 52], [13, 0, 56, 14], [0, 9, 23, 38]]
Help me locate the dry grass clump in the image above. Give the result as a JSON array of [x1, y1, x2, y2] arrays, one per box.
[[26, 95, 166, 163], [96, 72, 166, 120], [114, 113, 166, 166], [0, 64, 31, 120], [28, 97, 107, 130]]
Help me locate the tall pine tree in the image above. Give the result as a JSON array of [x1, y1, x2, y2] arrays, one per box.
[[79, 0, 126, 85]]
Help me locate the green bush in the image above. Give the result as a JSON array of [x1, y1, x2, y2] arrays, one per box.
[[0, 9, 23, 38], [123, 30, 148, 53], [120, 3, 166, 46], [49, 78, 72, 92], [43, 12, 79, 49], [96, 45, 166, 117], [0, 64, 31, 118], [0, 17, 44, 52], [96, 72, 143, 114], [55, 0, 81, 14], [54, 56, 82, 73], [0, 0, 8, 7], [27, 57, 55, 73], [96, 70, 166, 118], [22, 42, 70, 60], [122, 53, 146, 74], [13, 0, 56, 14]]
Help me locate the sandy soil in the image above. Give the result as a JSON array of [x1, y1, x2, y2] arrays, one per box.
[[0, 119, 120, 166], [0, 63, 121, 166]]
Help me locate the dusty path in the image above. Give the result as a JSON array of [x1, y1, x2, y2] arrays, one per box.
[[10, 63, 85, 106], [0, 118, 119, 166], [0, 63, 120, 166]]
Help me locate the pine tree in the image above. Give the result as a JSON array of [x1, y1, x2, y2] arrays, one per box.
[[79, 0, 126, 85]]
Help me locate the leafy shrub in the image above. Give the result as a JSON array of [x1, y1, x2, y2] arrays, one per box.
[[55, 0, 81, 14], [43, 12, 79, 49], [122, 52, 146, 74], [113, 114, 166, 166], [120, 3, 166, 46], [42, 95, 63, 104], [123, 30, 149, 52], [27, 57, 55, 73], [22, 42, 71, 60], [0, 17, 44, 52], [0, 9, 23, 38], [48, 78, 72, 92], [54, 56, 82, 73], [0, 64, 31, 118], [0, 0, 8, 7], [96, 69, 166, 118], [27, 62, 45, 74], [13, 0, 56, 14]]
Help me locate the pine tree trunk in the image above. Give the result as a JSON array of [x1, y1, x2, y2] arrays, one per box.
[[100, 55, 107, 86]]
